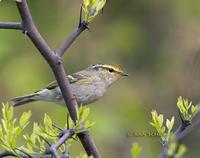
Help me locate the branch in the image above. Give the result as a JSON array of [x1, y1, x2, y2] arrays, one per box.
[[56, 5, 87, 57], [176, 109, 200, 141], [0, 22, 23, 30], [160, 109, 200, 158], [56, 22, 87, 56], [0, 151, 15, 157], [13, 0, 100, 157], [48, 129, 74, 158], [77, 131, 100, 157], [0, 150, 60, 158]]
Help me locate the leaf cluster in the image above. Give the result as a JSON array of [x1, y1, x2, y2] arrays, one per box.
[[82, 0, 106, 23], [150, 110, 174, 142], [149, 96, 199, 158], [0, 104, 94, 158], [130, 143, 142, 158], [0, 103, 31, 157], [177, 96, 199, 121], [167, 136, 187, 158]]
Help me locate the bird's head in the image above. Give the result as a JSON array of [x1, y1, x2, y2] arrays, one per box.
[[87, 63, 128, 86]]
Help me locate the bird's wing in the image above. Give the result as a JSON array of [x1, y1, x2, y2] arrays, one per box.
[[46, 73, 92, 90]]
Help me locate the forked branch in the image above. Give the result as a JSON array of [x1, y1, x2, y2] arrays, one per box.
[[0, 0, 100, 157]]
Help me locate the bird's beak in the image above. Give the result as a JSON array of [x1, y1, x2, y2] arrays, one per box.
[[120, 71, 129, 76]]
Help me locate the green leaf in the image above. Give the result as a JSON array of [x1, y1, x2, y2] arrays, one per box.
[[0, 103, 32, 156], [167, 139, 187, 158], [131, 143, 142, 158], [166, 119, 170, 130], [76, 152, 89, 158], [43, 113, 53, 130], [177, 96, 199, 121], [166, 117, 174, 131], [19, 111, 31, 129], [84, 120, 95, 129], [82, 0, 107, 23], [167, 141, 177, 157], [33, 122, 40, 133], [77, 106, 90, 125], [175, 144, 187, 158], [0, 125, 3, 137], [158, 114, 163, 127], [13, 127, 22, 137], [2, 103, 13, 122], [166, 117, 175, 141], [191, 105, 196, 114], [177, 96, 186, 114], [151, 110, 157, 124], [150, 110, 175, 142], [1, 118, 7, 132]]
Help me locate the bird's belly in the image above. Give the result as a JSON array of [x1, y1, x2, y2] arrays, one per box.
[[38, 83, 107, 106], [71, 84, 106, 105]]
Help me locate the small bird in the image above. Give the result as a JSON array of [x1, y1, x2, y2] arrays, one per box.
[[11, 63, 128, 107]]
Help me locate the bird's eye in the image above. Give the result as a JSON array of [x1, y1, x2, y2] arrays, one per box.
[[108, 68, 114, 73]]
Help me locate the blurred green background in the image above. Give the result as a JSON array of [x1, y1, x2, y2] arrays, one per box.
[[1, 0, 200, 157]]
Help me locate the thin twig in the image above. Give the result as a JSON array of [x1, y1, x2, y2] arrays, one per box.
[[53, 124, 63, 131], [49, 129, 74, 158], [56, 22, 87, 56], [56, 4, 87, 57], [0, 151, 15, 157], [0, 22, 23, 30], [0, 150, 55, 158]]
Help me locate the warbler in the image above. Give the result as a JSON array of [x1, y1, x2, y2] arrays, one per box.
[[11, 63, 128, 106]]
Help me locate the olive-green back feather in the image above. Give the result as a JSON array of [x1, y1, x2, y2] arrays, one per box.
[[46, 73, 92, 90]]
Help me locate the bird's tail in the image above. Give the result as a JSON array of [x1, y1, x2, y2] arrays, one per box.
[[11, 94, 37, 107]]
